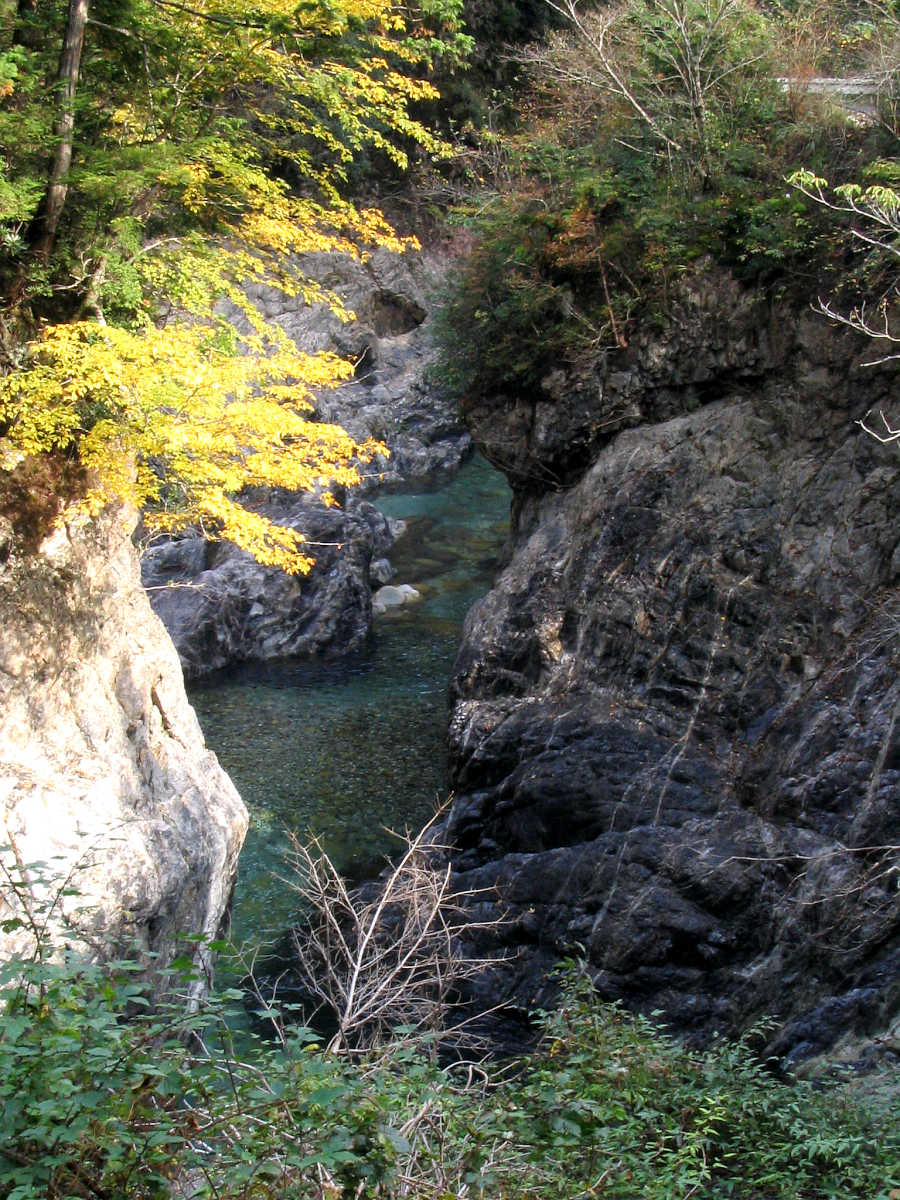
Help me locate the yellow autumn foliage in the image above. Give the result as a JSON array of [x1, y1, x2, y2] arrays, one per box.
[[0, 321, 384, 573], [0, 0, 469, 567]]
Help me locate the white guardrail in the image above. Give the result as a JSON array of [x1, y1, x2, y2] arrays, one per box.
[[776, 75, 881, 116]]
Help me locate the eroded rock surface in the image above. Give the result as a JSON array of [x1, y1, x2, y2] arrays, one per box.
[[146, 246, 467, 676], [237, 247, 470, 487], [446, 268, 900, 1060], [0, 506, 248, 980], [142, 493, 403, 679]]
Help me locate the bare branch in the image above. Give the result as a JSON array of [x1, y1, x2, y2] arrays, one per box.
[[858, 408, 900, 442], [283, 813, 505, 1055], [541, 0, 686, 155], [791, 172, 900, 431]]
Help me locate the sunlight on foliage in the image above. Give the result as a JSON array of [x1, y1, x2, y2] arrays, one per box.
[[0, 0, 469, 563], [0, 320, 386, 571]]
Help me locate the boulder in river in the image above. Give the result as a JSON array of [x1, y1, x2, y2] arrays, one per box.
[[372, 583, 422, 614], [141, 492, 401, 679]]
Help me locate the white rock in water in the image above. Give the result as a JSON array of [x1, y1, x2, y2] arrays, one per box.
[[372, 583, 422, 614]]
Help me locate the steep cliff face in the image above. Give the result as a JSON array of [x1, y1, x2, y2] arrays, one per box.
[[0, 505, 248, 978], [447, 269, 900, 1059]]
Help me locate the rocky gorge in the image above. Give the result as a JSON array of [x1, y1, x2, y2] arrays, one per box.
[[444, 266, 900, 1062], [142, 246, 470, 677], [3, 234, 897, 1069], [135, 247, 900, 1063]]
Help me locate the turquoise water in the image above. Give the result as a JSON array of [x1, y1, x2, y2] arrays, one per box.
[[188, 455, 509, 947]]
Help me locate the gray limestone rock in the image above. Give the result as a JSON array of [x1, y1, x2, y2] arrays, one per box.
[[221, 247, 471, 490], [0, 505, 248, 984], [148, 247, 468, 676]]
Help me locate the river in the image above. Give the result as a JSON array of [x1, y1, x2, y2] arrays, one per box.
[[188, 454, 510, 948]]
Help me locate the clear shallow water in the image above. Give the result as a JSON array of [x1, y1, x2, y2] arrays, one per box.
[[188, 455, 509, 946]]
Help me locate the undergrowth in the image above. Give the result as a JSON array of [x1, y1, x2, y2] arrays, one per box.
[[431, 0, 898, 407], [0, 947, 897, 1200]]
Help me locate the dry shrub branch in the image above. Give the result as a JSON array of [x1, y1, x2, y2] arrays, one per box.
[[285, 814, 505, 1055]]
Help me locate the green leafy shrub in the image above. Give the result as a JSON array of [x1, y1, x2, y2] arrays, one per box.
[[432, 0, 893, 406], [0, 943, 437, 1199], [484, 964, 900, 1200], [432, 171, 646, 402], [1, 946, 897, 1200]]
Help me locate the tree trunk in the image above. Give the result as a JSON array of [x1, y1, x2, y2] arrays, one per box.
[[29, 0, 89, 265]]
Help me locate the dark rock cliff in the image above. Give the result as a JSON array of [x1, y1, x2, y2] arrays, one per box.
[[446, 267, 900, 1060]]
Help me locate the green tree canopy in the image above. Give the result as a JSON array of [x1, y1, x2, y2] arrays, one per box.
[[0, 0, 468, 566]]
